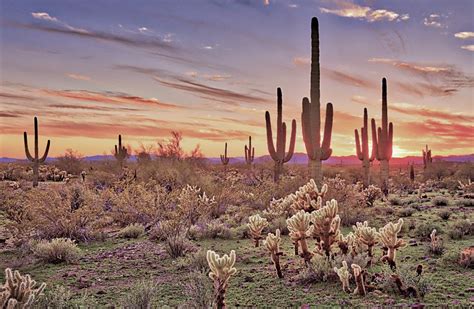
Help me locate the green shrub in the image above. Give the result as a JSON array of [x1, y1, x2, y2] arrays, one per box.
[[118, 223, 145, 239], [34, 285, 97, 308], [180, 271, 213, 308], [432, 196, 449, 206], [397, 207, 415, 217], [437, 210, 451, 220], [388, 196, 402, 206], [415, 223, 443, 240], [448, 219, 473, 239], [33, 238, 81, 264], [120, 280, 158, 309]]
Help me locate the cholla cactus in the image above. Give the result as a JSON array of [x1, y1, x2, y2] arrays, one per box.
[[378, 218, 406, 269], [429, 229, 444, 255], [287, 210, 314, 263], [207, 250, 237, 309], [334, 261, 351, 293], [362, 185, 382, 207], [291, 180, 327, 212], [178, 185, 217, 225], [247, 214, 269, 247], [458, 179, 474, 193], [353, 221, 379, 263], [0, 268, 46, 308], [310, 199, 341, 257], [264, 229, 283, 278], [263, 195, 294, 220], [351, 264, 366, 296]]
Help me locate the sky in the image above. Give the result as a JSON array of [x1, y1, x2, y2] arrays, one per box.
[[0, 0, 473, 159]]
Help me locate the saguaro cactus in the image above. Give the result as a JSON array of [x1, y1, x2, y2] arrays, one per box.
[[301, 17, 334, 185], [220, 142, 229, 167], [355, 108, 375, 188], [422, 145, 432, 169], [371, 78, 393, 195], [409, 163, 415, 182], [265, 87, 296, 182], [114, 134, 128, 168], [24, 117, 50, 187], [244, 136, 255, 166]]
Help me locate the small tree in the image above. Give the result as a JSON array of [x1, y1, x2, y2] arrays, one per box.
[[56, 149, 83, 175], [156, 131, 185, 160]]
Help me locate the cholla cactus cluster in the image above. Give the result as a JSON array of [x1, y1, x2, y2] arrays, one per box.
[[0, 268, 46, 308], [264, 229, 283, 278], [207, 250, 237, 309], [352, 221, 379, 262], [177, 185, 217, 225], [287, 210, 314, 263], [310, 199, 341, 257], [378, 218, 406, 269], [458, 179, 474, 193], [362, 185, 382, 207], [351, 264, 366, 296], [291, 180, 327, 212], [333, 261, 351, 293], [247, 214, 268, 247]]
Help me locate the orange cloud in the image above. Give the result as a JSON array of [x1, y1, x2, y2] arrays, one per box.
[[391, 103, 474, 122]]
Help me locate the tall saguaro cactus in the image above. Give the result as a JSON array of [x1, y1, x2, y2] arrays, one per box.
[[24, 117, 50, 187], [355, 108, 375, 187], [244, 136, 255, 166], [371, 78, 393, 195], [265, 87, 296, 182], [422, 145, 432, 169], [301, 17, 334, 185], [220, 142, 229, 166], [114, 134, 128, 168]]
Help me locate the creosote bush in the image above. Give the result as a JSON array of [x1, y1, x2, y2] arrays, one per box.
[[118, 223, 145, 239], [120, 280, 158, 309], [432, 196, 449, 206], [33, 238, 81, 264]]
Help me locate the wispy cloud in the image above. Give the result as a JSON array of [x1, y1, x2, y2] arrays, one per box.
[[322, 68, 376, 89], [31, 12, 58, 22], [369, 58, 473, 96], [66, 73, 91, 81], [319, 0, 408, 23], [461, 45, 474, 51], [41, 89, 180, 109], [454, 31, 474, 39], [31, 11, 88, 33], [391, 103, 474, 122], [423, 14, 445, 28]]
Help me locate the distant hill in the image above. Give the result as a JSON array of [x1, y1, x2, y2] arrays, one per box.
[[2, 153, 473, 165]]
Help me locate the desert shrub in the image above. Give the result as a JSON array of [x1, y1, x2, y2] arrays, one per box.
[[362, 185, 383, 207], [202, 220, 232, 239], [176, 185, 217, 226], [324, 175, 364, 208], [180, 271, 213, 308], [174, 250, 208, 273], [267, 217, 289, 236], [89, 170, 117, 189], [448, 219, 473, 239], [295, 255, 334, 284], [388, 196, 402, 206], [22, 187, 103, 242], [339, 206, 368, 227], [437, 210, 451, 220], [166, 236, 193, 259], [456, 198, 474, 207], [154, 219, 195, 258], [432, 196, 449, 206], [120, 280, 158, 309], [34, 285, 97, 308], [118, 223, 145, 239], [415, 222, 443, 240], [397, 207, 415, 217], [55, 149, 83, 175], [229, 225, 250, 239], [33, 238, 81, 264]]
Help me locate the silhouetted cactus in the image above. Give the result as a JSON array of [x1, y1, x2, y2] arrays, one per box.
[[220, 142, 229, 166], [355, 108, 375, 188], [244, 136, 255, 166], [422, 145, 432, 169], [24, 117, 50, 187], [371, 78, 393, 195], [114, 134, 128, 168], [409, 163, 415, 182], [265, 88, 296, 182], [301, 17, 333, 185]]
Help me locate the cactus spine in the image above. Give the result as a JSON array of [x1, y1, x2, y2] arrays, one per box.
[[24, 117, 50, 187], [355, 108, 375, 188], [220, 142, 229, 167], [244, 136, 255, 166], [301, 17, 334, 185], [371, 78, 393, 195], [114, 134, 128, 169], [265, 88, 296, 182], [422, 145, 432, 169]]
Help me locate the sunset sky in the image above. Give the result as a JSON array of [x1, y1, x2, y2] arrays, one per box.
[[1, 0, 473, 159]]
